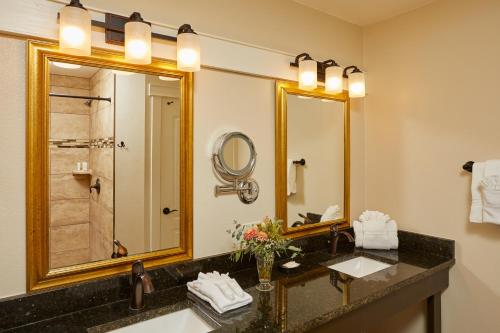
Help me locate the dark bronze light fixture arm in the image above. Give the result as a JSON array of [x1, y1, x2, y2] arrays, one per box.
[[343, 65, 363, 78]]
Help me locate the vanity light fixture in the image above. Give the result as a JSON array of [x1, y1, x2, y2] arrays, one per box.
[[297, 53, 317, 90], [343, 66, 366, 98], [158, 76, 180, 81], [52, 62, 82, 69], [290, 53, 366, 97], [176, 24, 201, 72], [56, 1, 201, 71], [323, 59, 344, 94], [124, 12, 152, 65], [58, 0, 91, 56]]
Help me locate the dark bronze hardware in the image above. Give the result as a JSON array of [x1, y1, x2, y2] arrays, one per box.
[[117, 141, 126, 148], [162, 207, 178, 215], [130, 260, 154, 311], [111, 240, 128, 258], [49, 93, 111, 103], [463, 161, 474, 172], [89, 178, 101, 194], [329, 224, 355, 255], [290, 52, 363, 83], [293, 158, 306, 166]]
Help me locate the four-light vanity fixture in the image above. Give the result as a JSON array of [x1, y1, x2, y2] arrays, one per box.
[[58, 0, 201, 71], [290, 53, 366, 97]]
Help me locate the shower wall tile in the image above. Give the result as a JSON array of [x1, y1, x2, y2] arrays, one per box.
[[90, 147, 113, 181], [50, 199, 89, 227], [50, 174, 90, 200], [89, 176, 113, 214], [51, 74, 90, 90], [50, 248, 90, 269], [50, 113, 89, 140], [90, 105, 114, 140], [50, 223, 90, 253], [50, 147, 89, 174], [50, 96, 90, 115], [90, 200, 114, 261], [50, 86, 90, 97]]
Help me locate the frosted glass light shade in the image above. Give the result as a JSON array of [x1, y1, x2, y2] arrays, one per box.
[[299, 59, 317, 90], [177, 32, 201, 72], [59, 4, 91, 56], [125, 20, 151, 65], [325, 66, 344, 93], [348, 71, 366, 98]]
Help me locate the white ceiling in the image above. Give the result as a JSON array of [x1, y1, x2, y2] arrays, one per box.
[[49, 62, 99, 78], [292, 0, 436, 26]]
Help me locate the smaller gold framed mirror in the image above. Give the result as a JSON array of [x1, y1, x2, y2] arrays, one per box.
[[275, 81, 350, 237], [27, 41, 193, 291]]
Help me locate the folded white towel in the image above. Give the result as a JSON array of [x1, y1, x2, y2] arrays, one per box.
[[481, 175, 500, 225], [353, 212, 398, 250], [359, 211, 390, 224], [287, 159, 297, 196], [320, 205, 340, 222], [187, 271, 252, 314]]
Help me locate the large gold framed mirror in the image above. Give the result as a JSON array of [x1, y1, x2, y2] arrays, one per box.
[[275, 81, 350, 237], [27, 41, 193, 291]]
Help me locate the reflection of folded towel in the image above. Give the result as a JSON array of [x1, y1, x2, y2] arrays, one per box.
[[187, 271, 252, 314], [481, 175, 500, 225], [287, 159, 297, 196], [320, 205, 340, 222]]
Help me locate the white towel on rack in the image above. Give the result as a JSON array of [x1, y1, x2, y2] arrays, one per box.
[[287, 159, 297, 196], [470, 162, 486, 223], [481, 175, 500, 225]]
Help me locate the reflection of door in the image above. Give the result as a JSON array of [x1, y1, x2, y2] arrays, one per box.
[[160, 98, 180, 249]]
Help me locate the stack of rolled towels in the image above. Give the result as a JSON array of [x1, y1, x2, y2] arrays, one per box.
[[353, 210, 398, 250], [187, 271, 253, 314]]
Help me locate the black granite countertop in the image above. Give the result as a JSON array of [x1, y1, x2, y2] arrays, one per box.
[[0, 231, 454, 333]]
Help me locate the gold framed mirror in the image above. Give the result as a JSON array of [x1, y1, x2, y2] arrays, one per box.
[[27, 40, 193, 291], [275, 81, 350, 237]]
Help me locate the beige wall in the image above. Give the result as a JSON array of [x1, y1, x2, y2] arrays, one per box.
[[364, 0, 500, 331]]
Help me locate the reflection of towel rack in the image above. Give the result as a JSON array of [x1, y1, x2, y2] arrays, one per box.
[[463, 161, 474, 173], [293, 158, 306, 166]]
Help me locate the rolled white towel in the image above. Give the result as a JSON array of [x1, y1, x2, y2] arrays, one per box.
[[353, 220, 364, 248], [320, 205, 340, 222], [353, 215, 398, 250]]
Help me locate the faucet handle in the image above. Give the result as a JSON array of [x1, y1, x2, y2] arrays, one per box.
[[330, 224, 339, 233]]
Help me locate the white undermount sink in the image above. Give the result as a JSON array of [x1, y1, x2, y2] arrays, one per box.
[[108, 308, 214, 333], [328, 256, 391, 278]]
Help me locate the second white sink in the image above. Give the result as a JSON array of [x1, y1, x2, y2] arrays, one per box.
[[108, 308, 214, 333], [328, 256, 391, 278]]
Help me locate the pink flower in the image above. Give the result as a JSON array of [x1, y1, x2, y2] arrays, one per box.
[[256, 231, 268, 241], [244, 227, 258, 241]]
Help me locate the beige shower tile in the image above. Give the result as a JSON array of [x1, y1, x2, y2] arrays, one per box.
[[51, 86, 90, 96], [50, 147, 89, 175], [51, 75, 90, 89], [89, 176, 113, 213], [90, 148, 114, 180], [50, 199, 89, 226], [50, 223, 90, 253], [50, 113, 89, 140], [50, 96, 90, 115], [50, 174, 90, 200], [50, 248, 90, 269]]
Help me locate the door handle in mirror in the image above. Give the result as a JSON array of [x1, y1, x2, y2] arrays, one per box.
[[163, 207, 178, 215]]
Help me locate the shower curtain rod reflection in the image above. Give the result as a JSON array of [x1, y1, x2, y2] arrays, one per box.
[[49, 93, 112, 103]]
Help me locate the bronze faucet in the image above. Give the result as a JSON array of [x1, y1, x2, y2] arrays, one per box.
[[329, 224, 355, 255], [130, 260, 154, 310]]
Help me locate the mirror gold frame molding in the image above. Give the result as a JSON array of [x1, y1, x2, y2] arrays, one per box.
[[26, 40, 193, 291], [275, 80, 350, 238]]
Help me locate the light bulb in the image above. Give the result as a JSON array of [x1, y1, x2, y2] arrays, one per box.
[[348, 71, 365, 98], [325, 65, 343, 93], [177, 24, 201, 72], [298, 58, 317, 90], [52, 62, 82, 69], [58, 0, 91, 56], [124, 12, 151, 65]]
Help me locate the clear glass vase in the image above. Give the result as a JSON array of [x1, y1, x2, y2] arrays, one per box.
[[255, 254, 274, 291]]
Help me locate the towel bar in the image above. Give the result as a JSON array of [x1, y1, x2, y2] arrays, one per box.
[[293, 159, 306, 166], [463, 161, 474, 172]]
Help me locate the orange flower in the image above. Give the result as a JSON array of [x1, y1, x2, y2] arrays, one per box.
[[256, 231, 268, 241], [244, 227, 258, 241]]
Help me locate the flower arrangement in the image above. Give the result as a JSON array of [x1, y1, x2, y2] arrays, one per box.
[[227, 216, 302, 262]]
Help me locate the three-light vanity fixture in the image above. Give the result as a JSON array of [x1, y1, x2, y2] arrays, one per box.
[[58, 0, 201, 71], [290, 53, 366, 98]]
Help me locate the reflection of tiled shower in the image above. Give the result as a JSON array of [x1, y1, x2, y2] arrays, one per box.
[[49, 70, 115, 268]]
